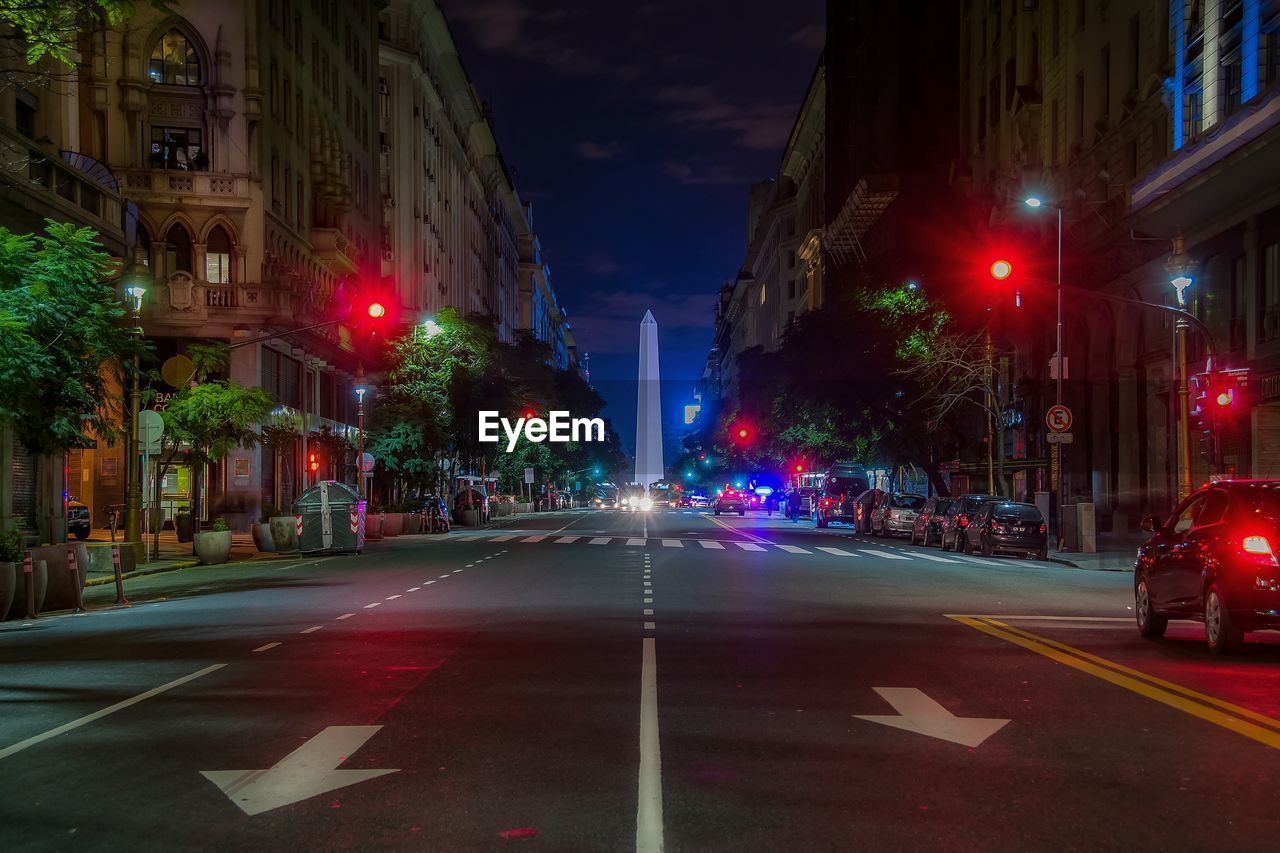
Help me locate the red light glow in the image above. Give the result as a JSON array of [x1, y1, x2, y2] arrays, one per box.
[[990, 259, 1013, 280], [367, 302, 387, 318]]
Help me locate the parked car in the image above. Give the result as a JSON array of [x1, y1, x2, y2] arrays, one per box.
[[67, 500, 91, 540], [1134, 480, 1280, 654], [870, 492, 926, 537], [911, 497, 953, 546], [850, 489, 884, 534], [962, 501, 1048, 559], [938, 494, 1000, 551], [689, 494, 710, 508], [811, 464, 871, 528], [714, 488, 746, 516]]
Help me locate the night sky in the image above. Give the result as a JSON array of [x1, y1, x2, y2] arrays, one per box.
[[443, 0, 824, 461]]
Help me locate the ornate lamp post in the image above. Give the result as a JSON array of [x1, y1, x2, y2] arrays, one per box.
[[354, 365, 367, 499], [1167, 233, 1198, 501], [1024, 197, 1065, 536], [123, 270, 147, 558]]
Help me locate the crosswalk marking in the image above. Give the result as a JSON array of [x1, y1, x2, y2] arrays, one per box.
[[775, 544, 810, 554], [952, 554, 1006, 566], [556, 536, 580, 544], [735, 542, 766, 552], [491, 535, 517, 542], [627, 538, 646, 546], [857, 549, 910, 560], [589, 537, 611, 545], [908, 551, 961, 563], [521, 535, 547, 543], [662, 539, 683, 548], [699, 541, 724, 549], [817, 546, 857, 557]]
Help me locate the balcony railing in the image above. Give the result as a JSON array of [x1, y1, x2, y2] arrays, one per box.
[[116, 168, 251, 201], [143, 272, 289, 329]]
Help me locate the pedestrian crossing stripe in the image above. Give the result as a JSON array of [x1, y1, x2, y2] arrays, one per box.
[[775, 544, 810, 554], [735, 543, 766, 552], [661, 539, 683, 548], [817, 546, 857, 557], [856, 549, 910, 561], [700, 541, 724, 549], [556, 536, 579, 544]]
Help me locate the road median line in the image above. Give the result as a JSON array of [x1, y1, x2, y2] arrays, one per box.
[[947, 615, 1280, 751]]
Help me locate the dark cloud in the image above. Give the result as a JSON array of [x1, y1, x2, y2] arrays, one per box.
[[787, 24, 825, 51], [570, 289, 718, 355], [654, 84, 797, 151], [576, 140, 625, 160], [663, 161, 752, 186]]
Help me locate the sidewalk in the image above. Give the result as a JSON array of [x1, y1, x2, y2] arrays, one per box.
[[80, 527, 275, 588]]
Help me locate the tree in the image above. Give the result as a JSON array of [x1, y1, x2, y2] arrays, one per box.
[[259, 411, 301, 513], [2, 1, 140, 66]]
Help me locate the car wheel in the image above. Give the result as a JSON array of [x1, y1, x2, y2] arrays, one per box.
[[941, 531, 952, 551], [817, 515, 828, 529], [980, 536, 993, 557], [1204, 583, 1244, 655], [909, 528, 919, 546], [1034, 546, 1048, 561], [714, 509, 720, 516], [923, 528, 933, 547], [1135, 575, 1168, 638]]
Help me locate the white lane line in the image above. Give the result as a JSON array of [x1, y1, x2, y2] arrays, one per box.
[[253, 642, 281, 652], [699, 540, 725, 550], [590, 537, 611, 545], [555, 535, 581, 544], [644, 609, 654, 616], [453, 569, 464, 573], [857, 549, 911, 561], [407, 587, 421, 592], [424, 580, 436, 585], [364, 602, 382, 609], [735, 543, 766, 552], [385, 594, 402, 600], [644, 597, 653, 604], [627, 538, 646, 546], [817, 546, 857, 557], [336, 613, 355, 620], [644, 621, 656, 630], [522, 535, 547, 543], [300, 626, 323, 634], [0, 664, 227, 762], [909, 552, 960, 563], [951, 555, 1006, 566], [438, 574, 450, 579], [637, 638, 663, 852], [490, 535, 517, 542], [644, 581, 652, 587], [775, 544, 810, 554], [661, 539, 683, 548]]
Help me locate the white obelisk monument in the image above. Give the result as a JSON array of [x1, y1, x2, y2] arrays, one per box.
[[634, 310, 664, 488]]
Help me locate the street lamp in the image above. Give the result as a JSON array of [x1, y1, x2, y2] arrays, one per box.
[[1167, 233, 1198, 501], [122, 267, 147, 559], [1024, 196, 1064, 539], [354, 366, 367, 500]]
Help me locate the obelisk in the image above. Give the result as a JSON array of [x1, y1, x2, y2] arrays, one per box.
[[634, 310, 664, 488]]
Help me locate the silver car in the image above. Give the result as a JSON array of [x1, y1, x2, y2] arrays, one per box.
[[870, 492, 926, 537]]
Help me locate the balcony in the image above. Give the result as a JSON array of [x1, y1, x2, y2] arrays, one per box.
[[116, 168, 252, 209], [142, 271, 292, 331], [309, 227, 361, 275]]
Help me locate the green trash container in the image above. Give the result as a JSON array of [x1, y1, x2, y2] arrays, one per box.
[[292, 481, 365, 555]]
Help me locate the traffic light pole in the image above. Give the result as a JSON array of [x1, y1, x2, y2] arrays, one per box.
[[1176, 317, 1194, 501]]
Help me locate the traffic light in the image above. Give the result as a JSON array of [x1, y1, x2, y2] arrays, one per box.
[[366, 301, 387, 319], [729, 420, 754, 446], [989, 259, 1013, 281], [1190, 368, 1250, 469], [308, 451, 320, 474]]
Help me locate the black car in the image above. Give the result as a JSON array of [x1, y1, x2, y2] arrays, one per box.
[[67, 500, 91, 540], [812, 468, 871, 528], [938, 494, 999, 551], [910, 497, 953, 546], [962, 501, 1048, 559], [1135, 480, 1280, 654]]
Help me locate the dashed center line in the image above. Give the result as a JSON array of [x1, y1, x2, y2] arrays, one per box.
[[407, 587, 421, 592], [300, 626, 323, 634], [364, 602, 382, 609], [385, 594, 402, 600], [337, 613, 355, 620], [438, 574, 450, 579], [253, 642, 281, 652]]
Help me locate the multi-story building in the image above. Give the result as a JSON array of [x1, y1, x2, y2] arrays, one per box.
[[377, 0, 524, 338], [517, 221, 574, 370], [959, 0, 1280, 540]]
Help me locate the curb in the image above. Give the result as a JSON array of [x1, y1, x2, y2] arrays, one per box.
[[85, 559, 200, 587], [1049, 556, 1134, 572]]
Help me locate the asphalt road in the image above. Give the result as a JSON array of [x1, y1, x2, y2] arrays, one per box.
[[2, 508, 1278, 852]]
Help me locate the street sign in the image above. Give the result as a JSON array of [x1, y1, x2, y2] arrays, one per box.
[[1046, 431, 1074, 444], [138, 409, 164, 451], [360, 452, 376, 473], [524, 467, 535, 484], [1046, 405, 1073, 432]]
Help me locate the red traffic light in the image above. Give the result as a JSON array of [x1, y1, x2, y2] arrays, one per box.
[[737, 428, 749, 439], [367, 301, 387, 319], [990, 259, 1013, 280], [1215, 389, 1234, 407], [308, 452, 320, 473]]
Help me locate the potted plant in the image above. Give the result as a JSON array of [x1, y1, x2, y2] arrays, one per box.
[[193, 517, 234, 565], [0, 524, 23, 622], [252, 503, 277, 553]]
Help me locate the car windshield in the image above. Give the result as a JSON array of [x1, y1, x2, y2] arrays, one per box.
[[1240, 488, 1280, 530], [826, 476, 867, 495], [963, 495, 997, 511], [891, 495, 925, 509], [992, 505, 1042, 522]]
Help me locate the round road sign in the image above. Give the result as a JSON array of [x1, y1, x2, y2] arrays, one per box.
[[1046, 405, 1073, 433]]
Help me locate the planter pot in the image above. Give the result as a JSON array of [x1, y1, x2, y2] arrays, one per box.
[[382, 513, 404, 537], [269, 517, 298, 553], [175, 513, 194, 543], [193, 530, 233, 565], [0, 561, 15, 622], [459, 509, 482, 527], [29, 544, 88, 612], [365, 514, 385, 541], [6, 559, 47, 620], [251, 523, 276, 553], [402, 513, 422, 535]]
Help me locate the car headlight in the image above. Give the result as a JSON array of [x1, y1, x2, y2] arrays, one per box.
[[621, 497, 629, 506], [639, 497, 654, 511]]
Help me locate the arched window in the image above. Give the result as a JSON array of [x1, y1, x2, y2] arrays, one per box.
[[206, 226, 232, 283], [149, 30, 202, 85], [166, 224, 193, 274]]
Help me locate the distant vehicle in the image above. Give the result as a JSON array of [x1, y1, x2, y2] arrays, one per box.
[[812, 464, 870, 528], [795, 472, 825, 514], [689, 494, 710, 508], [714, 488, 747, 516], [938, 494, 1000, 551], [961, 501, 1048, 559], [910, 497, 954, 546], [1135, 480, 1280, 654], [593, 484, 619, 509], [870, 492, 926, 537], [67, 500, 90, 540], [649, 481, 677, 508]]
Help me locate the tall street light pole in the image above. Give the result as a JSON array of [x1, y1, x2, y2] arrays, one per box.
[[1025, 197, 1065, 541], [354, 365, 367, 500], [123, 271, 147, 561], [1167, 233, 1197, 502]]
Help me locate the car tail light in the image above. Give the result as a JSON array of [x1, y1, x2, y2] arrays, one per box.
[[884, 509, 894, 520], [1039, 523, 1047, 534], [1242, 535, 1278, 567], [957, 514, 969, 527]]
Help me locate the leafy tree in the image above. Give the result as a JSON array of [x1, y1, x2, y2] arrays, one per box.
[[2, 1, 144, 66], [259, 411, 301, 510]]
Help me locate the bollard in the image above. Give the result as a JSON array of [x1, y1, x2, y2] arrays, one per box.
[[23, 551, 34, 619], [67, 548, 84, 614], [111, 544, 130, 606]]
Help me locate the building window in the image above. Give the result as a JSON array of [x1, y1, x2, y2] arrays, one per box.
[[1230, 255, 1246, 351], [1262, 242, 1280, 342], [787, 279, 796, 300], [165, 223, 193, 274], [206, 226, 232, 283], [149, 30, 202, 85], [149, 125, 204, 169], [1074, 71, 1085, 141], [1220, 0, 1244, 116]]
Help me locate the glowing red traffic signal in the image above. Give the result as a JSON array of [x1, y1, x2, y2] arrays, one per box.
[[990, 259, 1013, 280], [308, 452, 320, 473], [1216, 390, 1234, 408], [367, 301, 387, 319]]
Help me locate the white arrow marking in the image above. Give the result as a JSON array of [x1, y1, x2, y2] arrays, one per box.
[[201, 726, 398, 816], [855, 688, 1010, 748]]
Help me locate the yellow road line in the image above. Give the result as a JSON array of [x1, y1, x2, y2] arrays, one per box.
[[948, 615, 1280, 751]]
